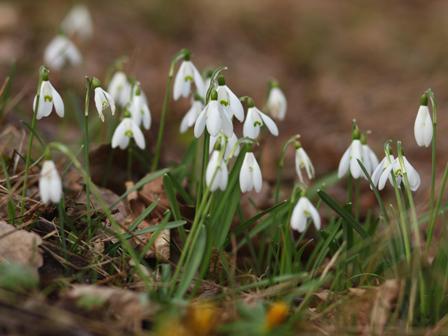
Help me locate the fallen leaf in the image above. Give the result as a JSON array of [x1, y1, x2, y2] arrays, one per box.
[[125, 178, 170, 261], [65, 284, 156, 333], [368, 279, 400, 335], [0, 221, 43, 276]]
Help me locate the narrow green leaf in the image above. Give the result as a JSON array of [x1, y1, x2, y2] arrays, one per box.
[[318, 189, 367, 238]]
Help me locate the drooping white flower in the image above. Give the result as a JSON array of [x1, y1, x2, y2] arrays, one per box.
[[61, 4, 93, 40], [371, 154, 395, 188], [291, 196, 321, 233], [295, 146, 314, 183], [44, 35, 82, 70], [107, 71, 132, 107], [337, 139, 363, 179], [94, 87, 116, 122], [180, 97, 203, 133], [361, 143, 379, 177], [240, 152, 262, 193], [173, 58, 205, 100], [33, 80, 64, 120], [377, 156, 421, 191], [414, 104, 433, 148], [209, 132, 240, 160], [205, 150, 228, 192], [266, 84, 287, 121], [111, 118, 145, 150], [39, 160, 62, 204], [129, 84, 151, 130], [216, 77, 244, 122], [243, 104, 279, 139], [194, 92, 233, 138]]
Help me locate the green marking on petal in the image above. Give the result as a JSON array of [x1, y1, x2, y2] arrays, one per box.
[[184, 75, 194, 82], [44, 95, 53, 103], [125, 130, 133, 138]]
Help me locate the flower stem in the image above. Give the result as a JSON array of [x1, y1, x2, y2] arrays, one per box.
[[58, 198, 67, 259], [20, 69, 44, 221], [151, 49, 189, 172], [426, 89, 438, 245], [83, 79, 93, 239]]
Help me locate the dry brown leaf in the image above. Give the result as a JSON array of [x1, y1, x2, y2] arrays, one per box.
[[0, 221, 43, 276], [125, 178, 170, 261], [368, 279, 400, 335], [65, 284, 155, 332]]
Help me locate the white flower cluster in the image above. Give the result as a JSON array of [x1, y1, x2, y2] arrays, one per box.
[[44, 5, 93, 70]]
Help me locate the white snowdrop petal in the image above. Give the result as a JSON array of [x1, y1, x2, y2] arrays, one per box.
[[378, 162, 395, 191], [131, 122, 146, 149], [350, 140, 363, 179], [50, 83, 64, 118], [206, 101, 222, 136], [258, 110, 279, 136], [226, 86, 244, 121], [194, 108, 207, 138], [337, 146, 351, 178]]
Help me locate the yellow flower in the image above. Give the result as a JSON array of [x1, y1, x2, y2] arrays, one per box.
[[265, 302, 289, 330], [184, 301, 217, 336]]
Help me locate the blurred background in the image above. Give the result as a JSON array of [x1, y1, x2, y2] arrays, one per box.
[[1, 0, 448, 195]]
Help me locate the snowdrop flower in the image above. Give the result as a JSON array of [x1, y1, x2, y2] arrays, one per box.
[[295, 145, 314, 184], [180, 95, 203, 133], [337, 126, 363, 179], [44, 35, 82, 70], [93, 79, 116, 122], [34, 75, 64, 120], [205, 150, 228, 192], [129, 83, 151, 130], [209, 132, 240, 160], [414, 96, 433, 147], [39, 160, 62, 204], [61, 4, 93, 40], [111, 117, 145, 150], [240, 152, 262, 193], [243, 99, 279, 139], [108, 71, 132, 107], [173, 53, 205, 100], [377, 155, 421, 191], [216, 76, 244, 122], [371, 154, 395, 188], [194, 90, 233, 138], [291, 196, 321, 233], [266, 81, 287, 121]]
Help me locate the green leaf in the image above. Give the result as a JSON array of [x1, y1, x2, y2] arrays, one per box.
[[174, 224, 206, 299], [318, 190, 367, 238]]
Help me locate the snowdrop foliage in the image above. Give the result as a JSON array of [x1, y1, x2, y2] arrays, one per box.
[[194, 91, 233, 138], [61, 4, 93, 40], [173, 56, 205, 100], [414, 102, 433, 148], [44, 35, 82, 70], [377, 155, 421, 191], [130, 84, 151, 130], [108, 71, 132, 107], [94, 86, 116, 122], [205, 150, 229, 192], [240, 152, 263, 193], [295, 146, 314, 184], [216, 76, 244, 122], [291, 196, 321, 233], [111, 118, 145, 150], [34, 80, 64, 120], [266, 82, 287, 121], [39, 160, 63, 204], [243, 102, 279, 139], [180, 97, 203, 133]]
